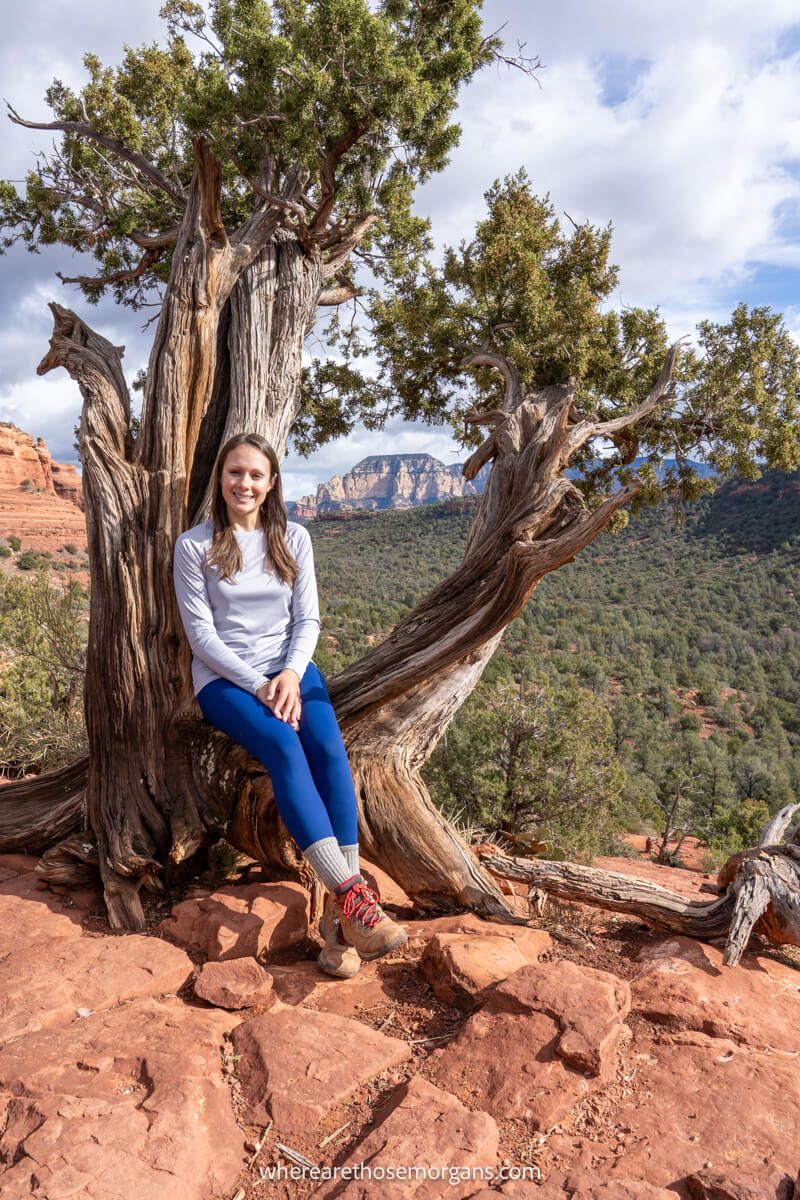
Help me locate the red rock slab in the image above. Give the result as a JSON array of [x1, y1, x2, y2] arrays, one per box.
[[406, 911, 551, 960], [605, 1030, 799, 1198], [428, 960, 630, 1129], [0, 931, 194, 1043], [0, 853, 41, 875], [419, 927, 551, 1011], [489, 960, 631, 1075], [267, 959, 400, 1015], [195, 957, 274, 1009], [231, 1005, 411, 1137], [0, 996, 243, 1200], [0, 870, 85, 947], [312, 1073, 500, 1199], [631, 935, 800, 1053], [160, 880, 309, 961]]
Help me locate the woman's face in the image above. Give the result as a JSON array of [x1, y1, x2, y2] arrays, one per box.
[[220, 444, 276, 528]]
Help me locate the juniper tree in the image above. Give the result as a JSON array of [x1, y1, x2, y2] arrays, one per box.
[[1, 4, 798, 946]]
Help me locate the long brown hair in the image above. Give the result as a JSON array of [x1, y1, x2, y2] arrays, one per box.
[[206, 433, 299, 587]]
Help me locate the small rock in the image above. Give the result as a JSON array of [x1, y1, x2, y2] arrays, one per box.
[[194, 958, 274, 1009], [159, 881, 309, 961], [419, 927, 550, 1011]]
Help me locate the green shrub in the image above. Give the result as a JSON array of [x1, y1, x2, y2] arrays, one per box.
[[0, 570, 87, 773], [17, 551, 49, 571], [0, 546, 10, 558], [8, 535, 21, 551]]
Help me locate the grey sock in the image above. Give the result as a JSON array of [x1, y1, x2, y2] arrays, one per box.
[[303, 836, 356, 892], [340, 843, 360, 879]]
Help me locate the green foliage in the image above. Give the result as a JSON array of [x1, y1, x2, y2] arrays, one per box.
[[314, 170, 800, 507], [7, 536, 21, 552], [17, 550, 52, 571], [310, 468, 800, 856], [0, 571, 87, 775], [423, 669, 626, 862], [1, 0, 497, 310]]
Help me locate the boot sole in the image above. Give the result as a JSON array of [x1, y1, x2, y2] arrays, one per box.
[[317, 951, 361, 979], [352, 927, 409, 961]]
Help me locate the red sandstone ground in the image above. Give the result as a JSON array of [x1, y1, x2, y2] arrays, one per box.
[[1, 837, 797, 1200]]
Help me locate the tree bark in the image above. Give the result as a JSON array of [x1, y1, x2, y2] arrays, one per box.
[[3, 139, 310, 929], [0, 242, 685, 933]]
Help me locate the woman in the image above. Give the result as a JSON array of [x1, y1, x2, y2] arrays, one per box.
[[172, 432, 408, 978]]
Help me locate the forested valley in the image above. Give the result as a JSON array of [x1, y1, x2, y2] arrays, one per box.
[[2, 464, 797, 872]]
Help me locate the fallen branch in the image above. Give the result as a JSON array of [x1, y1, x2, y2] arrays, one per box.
[[478, 844, 800, 967]]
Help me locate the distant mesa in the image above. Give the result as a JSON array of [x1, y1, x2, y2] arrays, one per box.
[[0, 420, 718, 547], [287, 452, 715, 519], [288, 453, 492, 518], [0, 422, 86, 552]]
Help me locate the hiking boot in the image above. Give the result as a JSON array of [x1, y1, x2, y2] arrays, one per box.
[[317, 891, 361, 979], [333, 876, 408, 962]]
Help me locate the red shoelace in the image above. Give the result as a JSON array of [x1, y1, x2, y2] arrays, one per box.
[[340, 880, 382, 928]]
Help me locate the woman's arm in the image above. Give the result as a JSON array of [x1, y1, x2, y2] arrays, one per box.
[[172, 535, 270, 695], [283, 525, 321, 681]]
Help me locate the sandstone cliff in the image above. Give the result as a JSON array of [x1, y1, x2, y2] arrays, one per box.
[[0, 422, 86, 551], [289, 453, 490, 519]]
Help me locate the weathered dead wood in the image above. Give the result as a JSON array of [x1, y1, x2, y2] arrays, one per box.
[[479, 840, 800, 966], [14, 140, 313, 930], [480, 851, 734, 937], [759, 801, 800, 847], [0, 758, 88, 854]]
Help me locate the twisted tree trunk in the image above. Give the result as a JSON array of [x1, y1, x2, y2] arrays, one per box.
[[0, 146, 688, 933]]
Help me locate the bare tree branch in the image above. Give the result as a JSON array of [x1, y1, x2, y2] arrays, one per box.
[[317, 282, 360, 305], [129, 225, 180, 249], [460, 349, 524, 413], [56, 248, 160, 289], [6, 102, 186, 207], [310, 121, 371, 237], [321, 213, 378, 276], [592, 343, 681, 439]]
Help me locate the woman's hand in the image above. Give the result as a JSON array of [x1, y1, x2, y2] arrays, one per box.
[[257, 669, 302, 729]]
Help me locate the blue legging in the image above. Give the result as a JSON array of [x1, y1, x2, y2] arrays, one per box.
[[197, 660, 358, 851]]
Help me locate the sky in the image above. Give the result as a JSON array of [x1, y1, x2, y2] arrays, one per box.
[[1, 1, 799, 501]]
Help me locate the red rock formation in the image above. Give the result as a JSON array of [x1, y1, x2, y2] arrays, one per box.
[[2, 848, 799, 1200], [0, 422, 86, 552]]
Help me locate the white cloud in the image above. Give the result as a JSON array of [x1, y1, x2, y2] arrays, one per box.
[[420, 5, 800, 351], [0, 373, 81, 464]]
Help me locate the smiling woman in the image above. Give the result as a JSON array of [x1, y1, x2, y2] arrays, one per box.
[[220, 444, 273, 530], [171, 431, 409, 977]]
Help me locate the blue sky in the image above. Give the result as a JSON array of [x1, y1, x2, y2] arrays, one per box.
[[1, 0, 799, 502]]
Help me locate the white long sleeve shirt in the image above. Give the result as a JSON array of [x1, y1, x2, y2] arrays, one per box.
[[172, 518, 321, 697]]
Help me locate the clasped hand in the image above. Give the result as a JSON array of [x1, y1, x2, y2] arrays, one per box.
[[256, 668, 302, 729]]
